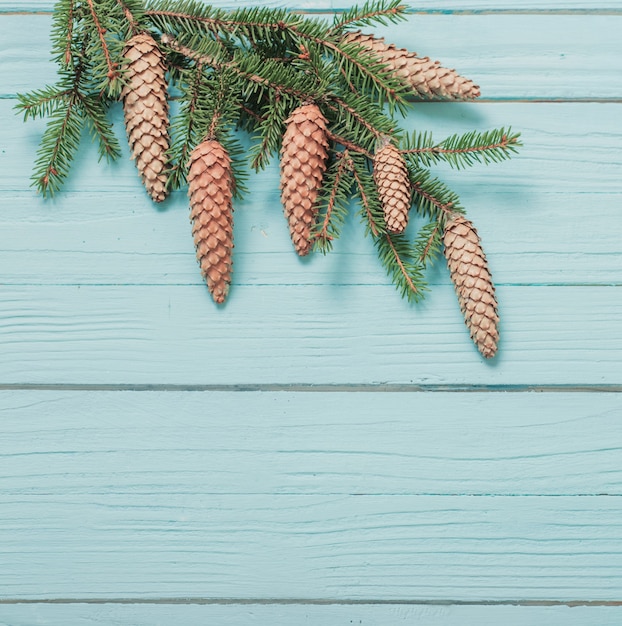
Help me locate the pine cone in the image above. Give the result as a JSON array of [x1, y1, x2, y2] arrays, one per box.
[[373, 141, 411, 234], [343, 31, 480, 100], [280, 103, 330, 256], [122, 33, 170, 203], [443, 214, 499, 358], [187, 140, 234, 304]]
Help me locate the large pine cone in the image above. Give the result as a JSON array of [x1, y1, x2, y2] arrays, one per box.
[[280, 103, 330, 256], [122, 33, 170, 203], [343, 31, 480, 100], [373, 141, 412, 234], [187, 140, 234, 304], [443, 214, 499, 358]]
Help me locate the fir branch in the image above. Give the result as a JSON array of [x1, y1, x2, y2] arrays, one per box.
[[79, 93, 122, 161], [350, 153, 384, 237], [332, 0, 407, 33], [326, 131, 372, 159], [291, 27, 409, 108], [31, 91, 84, 196], [410, 168, 462, 219], [14, 85, 72, 121], [402, 128, 522, 169], [313, 151, 353, 253], [49, 0, 76, 68], [115, 0, 144, 34], [150, 2, 407, 108], [84, 0, 122, 88], [167, 64, 204, 191], [375, 232, 427, 302], [352, 152, 426, 301], [249, 92, 289, 171], [324, 95, 383, 141], [161, 33, 319, 103], [414, 218, 444, 267]]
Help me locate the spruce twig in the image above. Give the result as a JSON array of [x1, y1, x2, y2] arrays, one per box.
[[17, 0, 521, 354]]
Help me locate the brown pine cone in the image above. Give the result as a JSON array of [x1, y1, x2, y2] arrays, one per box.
[[373, 140, 412, 234], [343, 31, 480, 100], [443, 214, 499, 358], [122, 33, 170, 203], [187, 140, 234, 304], [280, 103, 330, 256]]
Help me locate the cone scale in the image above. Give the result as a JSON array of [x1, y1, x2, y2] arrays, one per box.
[[343, 31, 480, 101], [280, 103, 330, 256], [187, 140, 234, 304], [373, 141, 412, 234], [122, 33, 170, 203], [443, 214, 499, 358]]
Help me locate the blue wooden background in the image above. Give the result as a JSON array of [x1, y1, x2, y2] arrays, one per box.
[[1, 1, 622, 624]]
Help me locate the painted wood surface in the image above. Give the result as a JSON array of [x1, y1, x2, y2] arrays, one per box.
[[2, 604, 622, 626], [1, 1, 621, 624]]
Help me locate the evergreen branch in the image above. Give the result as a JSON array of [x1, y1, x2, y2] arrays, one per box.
[[144, 3, 296, 42], [84, 0, 122, 86], [414, 218, 444, 267], [79, 93, 122, 161], [167, 65, 204, 191], [313, 151, 353, 253], [31, 92, 84, 196], [14, 85, 72, 121], [290, 26, 408, 107], [150, 3, 407, 107], [144, 5, 223, 37], [326, 131, 372, 159], [65, 0, 74, 66], [49, 0, 76, 67], [402, 128, 522, 169], [324, 95, 382, 140], [332, 0, 407, 33], [410, 168, 462, 219], [161, 34, 324, 106], [375, 232, 427, 301], [249, 92, 290, 171], [115, 0, 143, 34], [199, 68, 248, 197], [350, 153, 384, 237]]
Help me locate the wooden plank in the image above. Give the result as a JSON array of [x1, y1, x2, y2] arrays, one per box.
[[1, 604, 622, 626], [1, 492, 622, 600], [1, 391, 621, 496], [3, 100, 622, 286], [2, 14, 622, 99], [3, 1, 622, 12], [0, 284, 619, 385]]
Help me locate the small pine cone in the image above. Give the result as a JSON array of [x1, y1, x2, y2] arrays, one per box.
[[443, 214, 499, 358], [187, 140, 234, 304], [343, 31, 480, 100], [122, 33, 170, 203], [280, 103, 329, 256], [373, 141, 411, 234]]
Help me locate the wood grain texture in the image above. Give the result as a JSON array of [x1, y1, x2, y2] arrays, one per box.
[[1, 604, 622, 626], [0, 284, 620, 385], [1, 391, 621, 497], [3, 14, 622, 99], [2, 492, 622, 600]]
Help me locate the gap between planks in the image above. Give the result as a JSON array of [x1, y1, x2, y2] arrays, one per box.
[[1, 599, 621, 606], [0, 383, 620, 392]]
